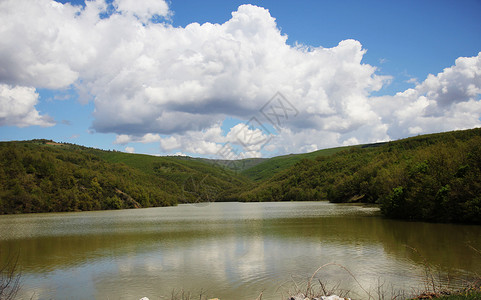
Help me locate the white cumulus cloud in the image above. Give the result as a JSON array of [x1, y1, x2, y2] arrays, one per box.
[[372, 53, 481, 140], [114, 0, 170, 23], [152, 122, 270, 158], [0, 84, 55, 127], [1, 1, 480, 157], [124, 146, 135, 153], [114, 133, 162, 145]]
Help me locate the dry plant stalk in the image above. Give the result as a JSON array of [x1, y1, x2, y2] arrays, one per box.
[[307, 262, 372, 299], [0, 252, 21, 300]]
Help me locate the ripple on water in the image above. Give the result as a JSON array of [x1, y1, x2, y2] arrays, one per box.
[[1, 202, 480, 300]]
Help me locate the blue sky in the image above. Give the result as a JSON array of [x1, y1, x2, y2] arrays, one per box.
[[1, 0, 480, 158], [170, 0, 481, 89]]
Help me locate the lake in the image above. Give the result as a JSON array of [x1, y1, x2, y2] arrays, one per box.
[[1, 202, 480, 299]]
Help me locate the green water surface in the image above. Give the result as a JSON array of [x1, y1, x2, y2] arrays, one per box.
[[0, 202, 480, 299]]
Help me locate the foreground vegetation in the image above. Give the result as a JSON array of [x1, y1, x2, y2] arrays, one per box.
[[435, 291, 481, 300], [0, 252, 20, 300], [1, 128, 481, 223], [160, 259, 481, 299]]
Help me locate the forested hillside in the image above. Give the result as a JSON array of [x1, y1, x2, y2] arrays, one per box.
[[238, 128, 481, 223], [0, 140, 249, 214], [1, 128, 481, 223]]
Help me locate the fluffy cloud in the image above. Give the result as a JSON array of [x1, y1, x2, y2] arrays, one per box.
[[0, 84, 55, 127], [115, 124, 227, 155], [114, 0, 170, 22], [0, 1, 387, 134], [114, 133, 162, 145], [1, 0, 480, 157], [0, 0, 81, 89], [372, 53, 481, 139], [124, 146, 135, 153], [115, 122, 271, 158]]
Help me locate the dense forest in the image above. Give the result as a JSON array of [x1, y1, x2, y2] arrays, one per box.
[[1, 128, 481, 224], [0, 140, 249, 214], [237, 128, 481, 223]]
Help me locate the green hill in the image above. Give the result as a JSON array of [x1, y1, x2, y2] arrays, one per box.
[[239, 142, 391, 181], [240, 146, 351, 181], [237, 128, 481, 223], [0, 140, 250, 214], [198, 157, 267, 173]]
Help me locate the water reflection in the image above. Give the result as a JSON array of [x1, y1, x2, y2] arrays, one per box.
[[0, 202, 480, 300]]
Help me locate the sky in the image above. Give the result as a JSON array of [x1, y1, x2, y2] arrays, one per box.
[[1, 0, 481, 159]]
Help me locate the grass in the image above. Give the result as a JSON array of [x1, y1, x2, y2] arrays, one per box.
[[281, 251, 481, 300], [435, 291, 481, 299], [409, 288, 481, 299], [160, 291, 263, 300]]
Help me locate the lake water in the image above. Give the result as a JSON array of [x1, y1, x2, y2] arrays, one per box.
[[1, 202, 480, 299]]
